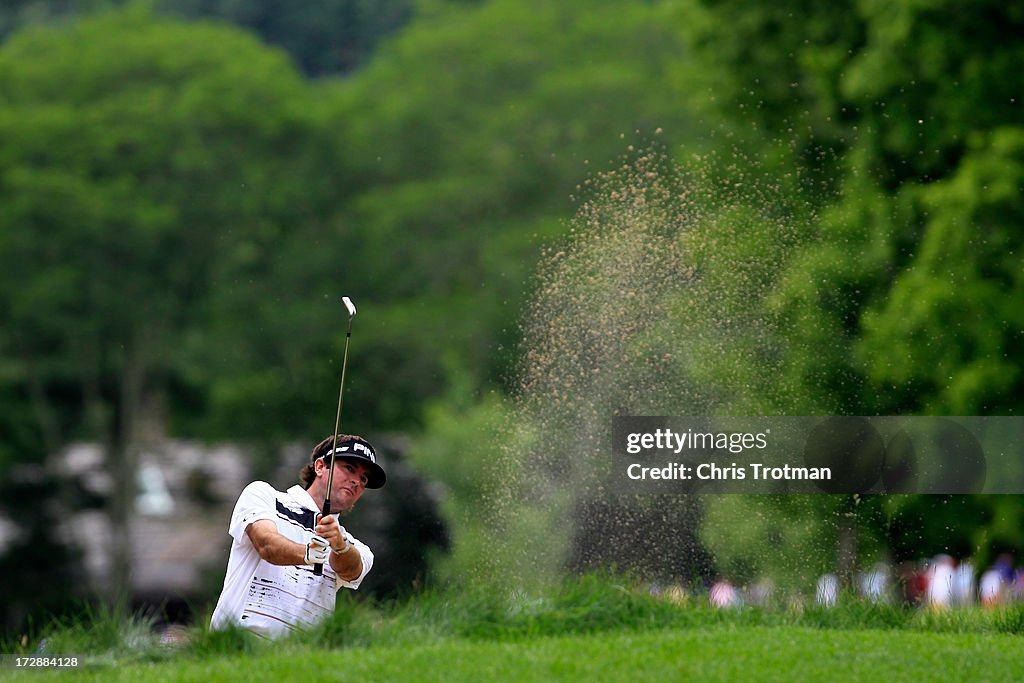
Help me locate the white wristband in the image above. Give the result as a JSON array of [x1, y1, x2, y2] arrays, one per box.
[[332, 537, 352, 555]]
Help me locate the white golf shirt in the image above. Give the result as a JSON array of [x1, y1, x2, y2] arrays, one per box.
[[210, 481, 374, 638]]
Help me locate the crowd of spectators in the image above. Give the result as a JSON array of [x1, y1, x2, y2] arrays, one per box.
[[695, 553, 1022, 609], [888, 553, 1022, 608]]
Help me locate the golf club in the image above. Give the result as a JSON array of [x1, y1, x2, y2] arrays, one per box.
[[313, 296, 357, 576]]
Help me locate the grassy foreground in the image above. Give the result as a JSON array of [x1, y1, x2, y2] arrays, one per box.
[[6, 626, 1023, 682], [4, 576, 1024, 681]]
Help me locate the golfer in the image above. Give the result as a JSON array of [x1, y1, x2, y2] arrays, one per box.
[[211, 434, 386, 637]]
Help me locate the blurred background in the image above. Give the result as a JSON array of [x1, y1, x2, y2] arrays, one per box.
[[0, 0, 1022, 637]]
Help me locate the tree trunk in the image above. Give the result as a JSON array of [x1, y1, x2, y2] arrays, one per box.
[[836, 505, 858, 591], [108, 336, 146, 608], [25, 361, 62, 456]]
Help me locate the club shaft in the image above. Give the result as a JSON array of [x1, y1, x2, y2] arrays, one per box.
[[323, 321, 353, 515], [314, 302, 355, 577]]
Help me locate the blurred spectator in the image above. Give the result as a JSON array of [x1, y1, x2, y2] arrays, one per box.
[[898, 560, 934, 606], [662, 584, 689, 605], [926, 554, 955, 609], [952, 558, 975, 607], [995, 553, 1016, 584], [980, 553, 1016, 608], [897, 561, 923, 605], [158, 624, 190, 647], [815, 573, 838, 607], [710, 579, 739, 608], [980, 564, 1009, 607], [859, 562, 891, 603], [649, 582, 690, 605], [702, 550, 1024, 612], [747, 578, 775, 607]]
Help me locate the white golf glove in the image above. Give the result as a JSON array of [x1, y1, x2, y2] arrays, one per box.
[[304, 535, 330, 566]]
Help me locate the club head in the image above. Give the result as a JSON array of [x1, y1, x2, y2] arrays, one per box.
[[341, 296, 357, 319]]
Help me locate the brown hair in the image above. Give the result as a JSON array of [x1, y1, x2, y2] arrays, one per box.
[[298, 434, 372, 489]]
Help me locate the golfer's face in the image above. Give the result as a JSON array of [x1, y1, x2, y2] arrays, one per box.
[[330, 460, 368, 511]]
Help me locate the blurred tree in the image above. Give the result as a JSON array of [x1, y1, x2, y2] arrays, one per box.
[[405, 391, 512, 585], [0, 0, 90, 39], [680, 0, 1024, 415], [0, 5, 339, 606], [324, 0, 701, 427], [0, 378, 81, 634], [857, 129, 1024, 414], [700, 495, 890, 594], [674, 0, 862, 197], [680, 0, 1024, 583], [163, 0, 416, 76], [0, 0, 417, 77]]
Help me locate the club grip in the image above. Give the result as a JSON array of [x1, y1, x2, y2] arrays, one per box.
[[312, 503, 330, 576]]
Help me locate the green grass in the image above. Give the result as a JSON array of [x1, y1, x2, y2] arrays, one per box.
[[5, 626, 1024, 682], [4, 576, 1024, 681]]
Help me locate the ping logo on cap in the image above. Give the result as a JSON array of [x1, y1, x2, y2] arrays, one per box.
[[330, 440, 376, 463]]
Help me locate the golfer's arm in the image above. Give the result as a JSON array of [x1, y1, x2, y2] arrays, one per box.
[[329, 544, 363, 582], [246, 520, 305, 566]]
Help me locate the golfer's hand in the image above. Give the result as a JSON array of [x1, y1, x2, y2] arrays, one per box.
[[304, 535, 330, 566], [313, 516, 350, 552]]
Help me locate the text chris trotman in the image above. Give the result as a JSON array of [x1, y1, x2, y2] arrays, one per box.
[[613, 416, 1024, 495], [623, 427, 832, 483]]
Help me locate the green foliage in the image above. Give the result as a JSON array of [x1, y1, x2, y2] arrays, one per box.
[[12, 625, 1024, 683], [0, 0, 415, 77], [701, 495, 891, 592], [162, 0, 416, 75], [304, 574, 697, 647], [26, 602, 161, 658], [683, 0, 1024, 587], [0, 1, 99, 43], [14, 575, 1024, 670], [662, 157, 818, 414], [321, 0, 701, 421], [994, 603, 1024, 635], [0, 4, 352, 629], [840, 0, 1024, 188], [766, 176, 897, 413], [1, 0, 1022, 627], [682, 0, 1024, 416], [0, 5, 335, 440], [406, 391, 557, 587], [878, 495, 1024, 568], [857, 128, 1024, 414], [672, 0, 861, 194], [183, 621, 262, 657]]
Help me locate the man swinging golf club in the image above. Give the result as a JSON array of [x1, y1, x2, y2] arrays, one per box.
[[211, 298, 386, 637]]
